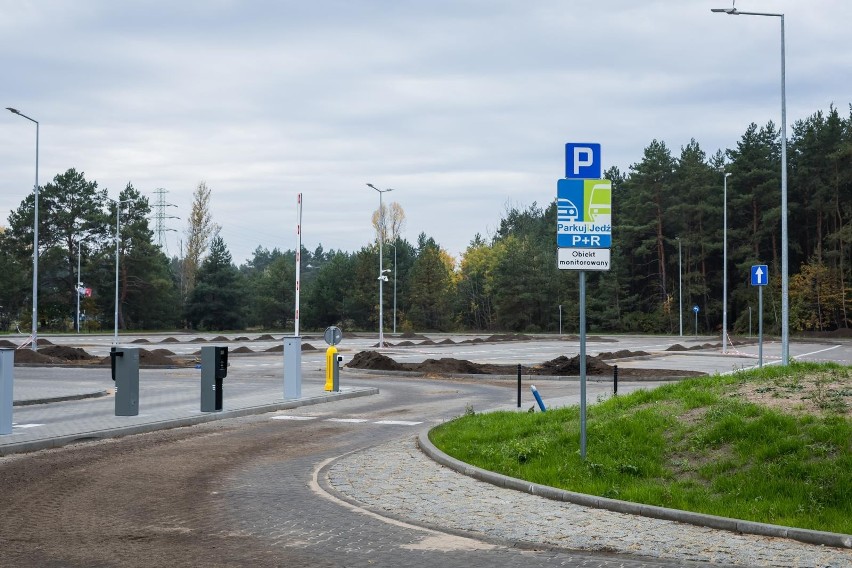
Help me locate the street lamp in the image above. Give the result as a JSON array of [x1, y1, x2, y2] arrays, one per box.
[[6, 107, 39, 351], [109, 198, 130, 345], [366, 183, 394, 348], [712, 5, 789, 365], [722, 172, 731, 354], [677, 237, 683, 337], [387, 240, 398, 335], [76, 236, 88, 333]]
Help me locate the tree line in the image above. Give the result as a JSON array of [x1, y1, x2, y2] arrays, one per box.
[[0, 104, 849, 335]]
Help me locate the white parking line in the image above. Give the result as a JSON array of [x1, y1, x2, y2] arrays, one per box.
[[271, 416, 422, 426], [374, 420, 423, 426], [12, 423, 44, 429], [271, 416, 317, 421], [326, 418, 370, 423]]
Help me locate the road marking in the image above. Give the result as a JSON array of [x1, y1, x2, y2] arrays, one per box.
[[272, 416, 422, 426], [12, 423, 44, 429], [271, 415, 317, 421]]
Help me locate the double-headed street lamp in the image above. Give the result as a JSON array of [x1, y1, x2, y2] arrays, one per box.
[[387, 240, 398, 335], [366, 183, 394, 348], [712, 5, 789, 365], [6, 107, 39, 351]]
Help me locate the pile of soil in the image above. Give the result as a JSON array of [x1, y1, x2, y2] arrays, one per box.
[[265, 345, 283, 352], [484, 333, 532, 342], [302, 343, 317, 351], [189, 337, 207, 343], [438, 338, 456, 345], [597, 349, 650, 360], [160, 337, 180, 343], [39, 345, 96, 361], [211, 335, 229, 342], [255, 334, 275, 341], [0, 339, 18, 348], [346, 350, 705, 379], [534, 355, 613, 375], [395, 341, 415, 346], [400, 332, 428, 340], [419, 340, 436, 345], [12, 349, 62, 364], [235, 336, 250, 341], [131, 338, 151, 343], [96, 348, 181, 367], [152, 348, 176, 356], [346, 351, 406, 371], [230, 346, 254, 354]]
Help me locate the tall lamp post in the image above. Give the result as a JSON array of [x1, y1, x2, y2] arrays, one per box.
[[109, 198, 130, 345], [677, 237, 683, 337], [722, 171, 731, 353], [387, 240, 398, 334], [366, 183, 394, 348], [6, 107, 39, 351], [712, 5, 789, 365], [76, 236, 86, 333]]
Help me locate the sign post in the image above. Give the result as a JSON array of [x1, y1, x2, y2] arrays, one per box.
[[693, 305, 699, 338], [751, 265, 768, 367], [557, 142, 609, 460]]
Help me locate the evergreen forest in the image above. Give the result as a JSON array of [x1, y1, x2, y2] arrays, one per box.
[[0, 105, 850, 336]]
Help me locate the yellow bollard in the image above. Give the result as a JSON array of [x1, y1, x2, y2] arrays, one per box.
[[324, 346, 338, 391]]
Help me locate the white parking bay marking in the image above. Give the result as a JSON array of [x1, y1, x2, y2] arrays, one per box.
[[374, 420, 423, 426], [326, 418, 370, 423], [12, 423, 45, 429], [271, 416, 317, 421]]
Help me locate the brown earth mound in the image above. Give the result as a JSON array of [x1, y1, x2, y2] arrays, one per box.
[[235, 336, 250, 341], [211, 335, 229, 342], [97, 348, 178, 367], [666, 344, 688, 351], [131, 338, 150, 343], [302, 343, 317, 351], [419, 340, 436, 345], [0, 339, 17, 348], [534, 355, 613, 375], [597, 349, 650, 360], [152, 348, 176, 356], [346, 351, 406, 371], [416, 358, 485, 374], [35, 338, 54, 346], [400, 332, 429, 340], [485, 333, 532, 342], [396, 341, 415, 346], [438, 338, 456, 345], [265, 345, 283, 352], [189, 337, 207, 343], [39, 345, 95, 361], [255, 334, 275, 341], [12, 349, 62, 364], [230, 346, 254, 354], [161, 337, 180, 343]]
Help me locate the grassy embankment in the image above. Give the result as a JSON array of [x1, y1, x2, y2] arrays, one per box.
[[429, 361, 851, 534]]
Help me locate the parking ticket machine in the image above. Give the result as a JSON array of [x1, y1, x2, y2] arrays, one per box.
[[201, 346, 228, 412]]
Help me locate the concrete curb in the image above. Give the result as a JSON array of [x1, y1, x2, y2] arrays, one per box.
[[0, 388, 379, 456], [14, 390, 110, 406], [417, 427, 852, 550]]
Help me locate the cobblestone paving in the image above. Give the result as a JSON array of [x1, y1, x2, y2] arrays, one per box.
[[326, 436, 852, 568]]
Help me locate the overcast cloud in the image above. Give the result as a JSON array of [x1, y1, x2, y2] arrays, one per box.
[[2, 0, 851, 264]]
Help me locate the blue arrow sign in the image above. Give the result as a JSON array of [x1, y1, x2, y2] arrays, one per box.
[[692, 305, 699, 314], [751, 265, 769, 286]]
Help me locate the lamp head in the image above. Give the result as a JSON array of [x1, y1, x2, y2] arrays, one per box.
[[725, 172, 732, 178], [6, 107, 20, 115], [711, 7, 739, 14]]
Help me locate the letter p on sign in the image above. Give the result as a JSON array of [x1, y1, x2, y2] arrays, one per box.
[[565, 143, 602, 179]]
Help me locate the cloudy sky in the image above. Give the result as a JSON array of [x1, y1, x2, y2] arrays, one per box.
[[2, 0, 850, 265]]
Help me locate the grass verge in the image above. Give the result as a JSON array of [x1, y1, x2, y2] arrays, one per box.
[[429, 361, 852, 534]]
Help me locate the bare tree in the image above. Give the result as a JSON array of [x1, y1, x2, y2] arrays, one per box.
[[371, 201, 406, 244], [181, 181, 219, 300]]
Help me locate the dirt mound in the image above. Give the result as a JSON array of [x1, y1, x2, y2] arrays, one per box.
[[211, 335, 229, 342], [419, 340, 436, 345], [189, 337, 207, 343], [346, 351, 406, 371], [666, 344, 688, 351], [152, 348, 176, 356], [235, 336, 250, 341], [265, 345, 283, 352], [597, 349, 650, 360], [12, 349, 62, 364], [438, 338, 456, 345], [160, 337, 180, 343], [400, 332, 428, 340], [98, 348, 178, 367], [255, 334, 275, 341], [415, 358, 485, 374], [302, 343, 317, 351], [230, 346, 253, 354], [396, 340, 415, 346], [485, 333, 531, 342], [39, 345, 95, 361], [0, 339, 17, 348], [131, 338, 150, 343], [533, 355, 613, 375], [35, 338, 54, 346]]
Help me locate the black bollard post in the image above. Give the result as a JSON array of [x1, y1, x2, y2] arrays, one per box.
[[517, 364, 522, 408], [613, 364, 618, 395]]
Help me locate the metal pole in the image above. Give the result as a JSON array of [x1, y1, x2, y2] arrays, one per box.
[[393, 243, 397, 335], [579, 270, 587, 459], [114, 201, 121, 345], [758, 287, 764, 367], [710, 7, 788, 365], [678, 237, 682, 337], [517, 364, 521, 408], [558, 304, 562, 335], [295, 193, 302, 337], [722, 173, 730, 353], [749, 305, 752, 338], [367, 184, 394, 348], [6, 108, 39, 351], [76, 238, 81, 333]]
